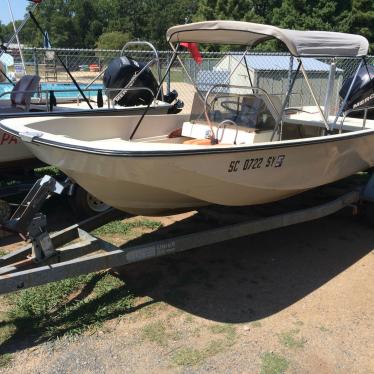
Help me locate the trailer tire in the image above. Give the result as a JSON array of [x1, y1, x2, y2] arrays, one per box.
[[70, 186, 111, 218]]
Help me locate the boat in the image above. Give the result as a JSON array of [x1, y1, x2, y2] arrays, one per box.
[[0, 41, 183, 172], [1, 20, 373, 216]]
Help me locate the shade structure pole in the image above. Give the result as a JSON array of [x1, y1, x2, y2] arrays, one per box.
[[7, 0, 27, 75], [129, 45, 180, 140], [270, 60, 301, 141], [333, 58, 364, 130], [298, 58, 330, 131], [169, 42, 206, 104], [323, 60, 336, 119]]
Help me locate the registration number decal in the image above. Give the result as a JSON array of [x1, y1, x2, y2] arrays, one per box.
[[0, 133, 18, 145], [228, 155, 285, 173]]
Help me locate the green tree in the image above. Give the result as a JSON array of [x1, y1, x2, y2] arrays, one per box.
[[348, 0, 374, 53], [96, 31, 131, 50]]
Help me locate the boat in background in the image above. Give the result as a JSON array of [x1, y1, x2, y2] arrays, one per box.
[[1, 21, 373, 215], [0, 41, 183, 173]]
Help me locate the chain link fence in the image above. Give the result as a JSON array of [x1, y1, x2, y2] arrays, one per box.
[[4, 46, 374, 113]]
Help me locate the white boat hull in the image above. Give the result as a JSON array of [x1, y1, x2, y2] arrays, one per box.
[[0, 128, 35, 170], [23, 130, 374, 215]]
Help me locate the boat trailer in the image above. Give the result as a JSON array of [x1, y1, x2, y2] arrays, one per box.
[[0, 174, 374, 295]]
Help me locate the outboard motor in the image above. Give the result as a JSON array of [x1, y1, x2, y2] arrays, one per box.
[[103, 56, 159, 106], [339, 65, 374, 118]]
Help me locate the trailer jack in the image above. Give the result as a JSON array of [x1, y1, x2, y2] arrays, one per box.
[[1, 175, 64, 262]]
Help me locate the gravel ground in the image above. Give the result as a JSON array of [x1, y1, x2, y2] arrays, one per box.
[[1, 205, 373, 374]]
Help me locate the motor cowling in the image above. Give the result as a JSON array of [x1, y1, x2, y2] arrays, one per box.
[[103, 56, 159, 106], [339, 65, 374, 118]]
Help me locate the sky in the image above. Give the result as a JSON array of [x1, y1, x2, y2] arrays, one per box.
[[0, 0, 29, 24]]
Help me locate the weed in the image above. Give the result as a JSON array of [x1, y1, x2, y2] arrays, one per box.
[[293, 320, 304, 326], [261, 352, 289, 374], [171, 324, 237, 367], [184, 315, 194, 323], [142, 321, 169, 346], [172, 347, 204, 366], [34, 166, 61, 177], [0, 353, 12, 368], [94, 219, 161, 236], [277, 329, 306, 349], [209, 323, 236, 341], [204, 339, 226, 355], [166, 309, 183, 321], [252, 321, 262, 328], [319, 325, 331, 333]]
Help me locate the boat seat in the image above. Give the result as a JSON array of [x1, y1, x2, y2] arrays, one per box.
[[181, 121, 255, 145], [3, 75, 41, 112]]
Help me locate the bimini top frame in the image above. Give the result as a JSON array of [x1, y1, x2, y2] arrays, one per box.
[[166, 20, 369, 58], [165, 21, 372, 136]]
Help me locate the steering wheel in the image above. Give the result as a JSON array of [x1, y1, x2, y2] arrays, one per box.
[[220, 99, 266, 117]]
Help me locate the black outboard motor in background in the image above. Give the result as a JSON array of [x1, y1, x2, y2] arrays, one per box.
[[103, 56, 159, 106], [103, 56, 184, 113], [339, 65, 374, 119]]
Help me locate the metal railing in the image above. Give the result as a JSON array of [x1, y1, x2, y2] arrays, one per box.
[[2, 46, 374, 114]]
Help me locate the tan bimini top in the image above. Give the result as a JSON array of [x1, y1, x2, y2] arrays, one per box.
[[166, 20, 369, 57]]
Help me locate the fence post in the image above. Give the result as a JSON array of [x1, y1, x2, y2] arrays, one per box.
[[33, 48, 39, 77]]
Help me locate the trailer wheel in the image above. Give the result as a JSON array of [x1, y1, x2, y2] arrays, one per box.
[[71, 186, 111, 218]]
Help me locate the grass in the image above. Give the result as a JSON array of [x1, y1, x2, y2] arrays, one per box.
[[209, 323, 236, 341], [0, 272, 134, 349], [277, 329, 307, 349], [293, 320, 304, 326], [172, 347, 204, 366], [252, 321, 263, 328], [142, 321, 169, 346], [34, 166, 61, 178], [319, 325, 331, 333], [94, 219, 162, 236], [171, 324, 237, 367], [0, 353, 12, 368], [261, 352, 289, 374]]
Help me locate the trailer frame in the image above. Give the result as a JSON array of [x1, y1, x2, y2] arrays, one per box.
[[0, 181, 368, 295]]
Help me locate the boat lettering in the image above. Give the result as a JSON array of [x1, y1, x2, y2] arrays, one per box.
[[0, 133, 18, 145], [228, 160, 241, 172], [228, 155, 285, 173]]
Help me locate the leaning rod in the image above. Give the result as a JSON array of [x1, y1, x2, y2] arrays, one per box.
[[243, 53, 254, 88], [7, 0, 27, 74], [0, 68, 15, 86], [129, 45, 180, 140], [28, 11, 93, 110], [299, 59, 330, 132], [0, 2, 39, 60]]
